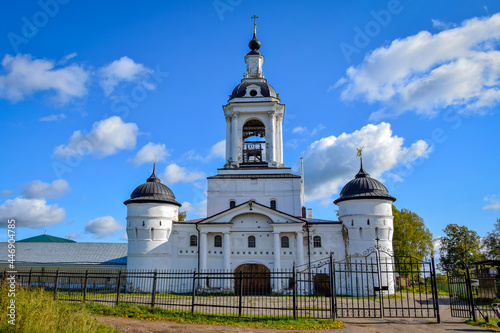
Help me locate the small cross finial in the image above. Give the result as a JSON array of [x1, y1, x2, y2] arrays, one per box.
[[356, 147, 363, 159], [154, 153, 157, 165], [251, 15, 259, 33]]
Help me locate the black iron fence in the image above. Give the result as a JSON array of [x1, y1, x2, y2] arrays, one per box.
[[448, 265, 500, 323], [2, 253, 440, 321]]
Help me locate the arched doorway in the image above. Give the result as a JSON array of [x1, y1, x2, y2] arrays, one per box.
[[313, 273, 331, 296], [234, 264, 271, 295]]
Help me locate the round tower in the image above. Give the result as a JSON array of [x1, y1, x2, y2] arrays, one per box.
[[124, 164, 181, 271], [334, 159, 396, 258]]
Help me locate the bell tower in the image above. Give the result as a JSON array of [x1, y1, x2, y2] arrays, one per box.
[[206, 18, 302, 217], [223, 18, 284, 169]]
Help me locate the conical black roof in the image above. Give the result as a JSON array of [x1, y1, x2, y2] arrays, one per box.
[[334, 160, 396, 204], [124, 165, 181, 206]]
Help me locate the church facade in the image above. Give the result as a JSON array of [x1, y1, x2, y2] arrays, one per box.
[[124, 28, 396, 293]]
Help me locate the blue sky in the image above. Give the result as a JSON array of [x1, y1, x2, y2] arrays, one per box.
[[0, 0, 499, 244]]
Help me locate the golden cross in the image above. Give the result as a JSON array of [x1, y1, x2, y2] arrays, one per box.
[[251, 15, 259, 32]]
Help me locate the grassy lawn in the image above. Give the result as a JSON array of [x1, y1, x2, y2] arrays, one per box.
[[0, 284, 116, 333]]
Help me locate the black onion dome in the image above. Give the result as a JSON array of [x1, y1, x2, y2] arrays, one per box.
[[230, 81, 277, 99], [248, 32, 261, 52], [334, 161, 396, 204], [124, 165, 181, 206]]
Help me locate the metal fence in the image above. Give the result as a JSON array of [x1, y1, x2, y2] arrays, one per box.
[[2, 253, 440, 321], [448, 266, 500, 322]]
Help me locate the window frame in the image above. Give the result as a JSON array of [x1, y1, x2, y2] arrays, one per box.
[[214, 235, 222, 247], [190, 235, 198, 247], [281, 236, 289, 248], [248, 235, 256, 248], [313, 235, 322, 248]]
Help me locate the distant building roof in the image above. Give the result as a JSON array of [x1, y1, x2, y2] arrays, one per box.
[[0, 243, 127, 266], [18, 234, 76, 243]]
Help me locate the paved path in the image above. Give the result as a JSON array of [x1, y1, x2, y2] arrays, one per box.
[[99, 297, 500, 332]]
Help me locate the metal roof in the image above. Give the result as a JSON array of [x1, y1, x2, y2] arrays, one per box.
[[18, 234, 76, 243], [0, 243, 127, 266]]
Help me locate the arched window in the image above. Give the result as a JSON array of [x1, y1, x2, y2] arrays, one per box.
[[367, 219, 370, 225], [270, 200, 277, 210], [248, 235, 256, 248], [214, 235, 222, 247], [229, 200, 236, 209], [313, 236, 322, 248], [190, 235, 198, 246], [281, 236, 289, 248]]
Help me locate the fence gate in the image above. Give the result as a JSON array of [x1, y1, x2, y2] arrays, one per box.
[[296, 250, 440, 320], [448, 273, 475, 320]]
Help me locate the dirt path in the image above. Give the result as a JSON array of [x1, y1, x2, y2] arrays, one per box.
[[98, 298, 500, 333]]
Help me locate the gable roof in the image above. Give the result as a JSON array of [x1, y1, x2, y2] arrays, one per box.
[[198, 200, 306, 224], [18, 234, 76, 243], [0, 243, 127, 266]]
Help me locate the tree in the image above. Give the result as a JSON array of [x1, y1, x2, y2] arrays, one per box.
[[392, 206, 433, 261], [439, 224, 484, 273], [178, 211, 187, 221], [483, 219, 500, 260]]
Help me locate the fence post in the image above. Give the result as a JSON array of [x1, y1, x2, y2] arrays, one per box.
[[292, 265, 297, 320], [191, 270, 196, 315], [28, 269, 32, 291], [115, 270, 122, 306], [53, 270, 59, 300], [238, 271, 243, 319], [465, 265, 476, 322], [329, 253, 336, 321], [430, 256, 441, 323], [83, 270, 88, 303], [151, 269, 158, 308]]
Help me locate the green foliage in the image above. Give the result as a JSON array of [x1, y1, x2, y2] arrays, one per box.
[[178, 211, 187, 221], [439, 224, 485, 274], [0, 284, 116, 333], [482, 219, 500, 260], [392, 206, 433, 261], [83, 302, 344, 330]]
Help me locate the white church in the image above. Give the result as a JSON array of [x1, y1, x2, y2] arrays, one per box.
[[124, 25, 396, 292]]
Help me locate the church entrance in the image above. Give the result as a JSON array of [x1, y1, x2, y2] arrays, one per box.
[[313, 273, 331, 296], [234, 264, 271, 295]]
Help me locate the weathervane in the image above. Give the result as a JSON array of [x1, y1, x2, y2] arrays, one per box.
[[356, 147, 363, 159], [251, 14, 259, 33]]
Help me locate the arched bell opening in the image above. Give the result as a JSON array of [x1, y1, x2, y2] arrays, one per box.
[[242, 119, 266, 164]]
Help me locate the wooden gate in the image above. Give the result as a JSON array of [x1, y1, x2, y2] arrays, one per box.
[[234, 264, 271, 295]]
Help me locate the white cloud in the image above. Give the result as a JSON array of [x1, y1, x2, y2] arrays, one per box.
[[302, 122, 431, 201], [66, 232, 80, 240], [336, 14, 500, 119], [131, 142, 169, 166], [185, 140, 226, 162], [39, 113, 66, 122], [120, 233, 128, 240], [99, 56, 153, 95], [431, 19, 456, 30], [0, 54, 88, 104], [0, 190, 13, 196], [483, 194, 500, 210], [0, 197, 65, 228], [54, 116, 138, 158], [181, 200, 208, 219], [22, 179, 70, 199], [161, 164, 205, 185], [292, 126, 308, 134], [84, 216, 124, 239]]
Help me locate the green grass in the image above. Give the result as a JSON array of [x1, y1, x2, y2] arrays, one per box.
[[0, 284, 116, 333], [464, 317, 500, 330], [81, 302, 344, 330]]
